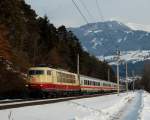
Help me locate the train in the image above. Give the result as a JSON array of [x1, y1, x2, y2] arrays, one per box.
[[27, 66, 125, 98]]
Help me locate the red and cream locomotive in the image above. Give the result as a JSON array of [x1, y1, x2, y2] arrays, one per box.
[[27, 66, 125, 97]]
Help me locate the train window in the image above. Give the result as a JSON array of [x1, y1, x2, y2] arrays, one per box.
[[56, 72, 76, 84], [96, 82, 98, 86], [84, 80, 88, 85], [103, 82, 107, 86], [95, 82, 97, 86], [84, 80, 86, 85], [86, 80, 88, 85], [97, 82, 99, 86], [87, 80, 90, 85], [29, 70, 44, 75], [29, 70, 35, 75], [36, 70, 44, 75], [47, 70, 51, 75]]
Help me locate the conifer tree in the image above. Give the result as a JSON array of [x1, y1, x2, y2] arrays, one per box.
[[0, 25, 12, 61]]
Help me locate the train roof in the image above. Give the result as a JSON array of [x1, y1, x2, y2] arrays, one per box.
[[80, 75, 117, 84], [29, 67, 53, 70], [29, 67, 118, 85], [29, 67, 76, 75]]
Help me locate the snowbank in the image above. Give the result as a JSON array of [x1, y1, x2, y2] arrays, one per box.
[[0, 92, 140, 120]]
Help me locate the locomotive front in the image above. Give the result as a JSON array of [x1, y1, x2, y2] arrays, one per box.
[[27, 67, 53, 97]]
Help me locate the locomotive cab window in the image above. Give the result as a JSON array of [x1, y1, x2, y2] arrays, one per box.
[[29, 70, 44, 75], [47, 70, 51, 75]]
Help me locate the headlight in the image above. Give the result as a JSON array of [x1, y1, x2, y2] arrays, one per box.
[[25, 84, 29, 87]]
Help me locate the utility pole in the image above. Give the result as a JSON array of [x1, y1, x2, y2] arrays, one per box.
[[116, 49, 120, 96], [126, 62, 128, 93], [108, 68, 110, 81], [77, 54, 80, 85], [132, 70, 135, 92]]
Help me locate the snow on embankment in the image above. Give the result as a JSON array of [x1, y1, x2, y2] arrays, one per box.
[[117, 91, 142, 120], [0, 92, 135, 120], [73, 92, 135, 120], [141, 91, 150, 120]]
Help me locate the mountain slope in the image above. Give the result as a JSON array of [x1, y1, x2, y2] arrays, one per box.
[[69, 21, 150, 76], [69, 20, 150, 56]]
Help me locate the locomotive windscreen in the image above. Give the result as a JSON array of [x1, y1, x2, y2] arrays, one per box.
[[29, 70, 44, 75]]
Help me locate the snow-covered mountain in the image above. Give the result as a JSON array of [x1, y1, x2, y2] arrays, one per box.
[[69, 21, 150, 76], [69, 21, 150, 56]]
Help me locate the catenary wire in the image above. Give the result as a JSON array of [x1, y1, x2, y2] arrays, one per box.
[[72, 0, 118, 57], [79, 0, 95, 21], [95, 0, 104, 21], [72, 0, 89, 24]]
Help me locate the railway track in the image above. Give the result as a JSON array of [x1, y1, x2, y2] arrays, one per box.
[[0, 93, 115, 110]]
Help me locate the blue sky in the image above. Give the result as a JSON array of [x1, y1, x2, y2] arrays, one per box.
[[25, 0, 150, 27]]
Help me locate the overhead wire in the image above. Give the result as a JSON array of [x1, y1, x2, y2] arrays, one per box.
[[72, 0, 89, 24], [72, 0, 104, 45], [79, 0, 95, 21], [95, 0, 104, 21], [72, 0, 119, 57]]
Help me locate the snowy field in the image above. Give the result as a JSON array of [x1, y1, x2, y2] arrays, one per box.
[[141, 91, 150, 120], [0, 91, 149, 120], [98, 50, 150, 65]]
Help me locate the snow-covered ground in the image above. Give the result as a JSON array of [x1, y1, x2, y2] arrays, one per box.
[[141, 91, 150, 120], [0, 91, 150, 120], [98, 50, 150, 65]]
